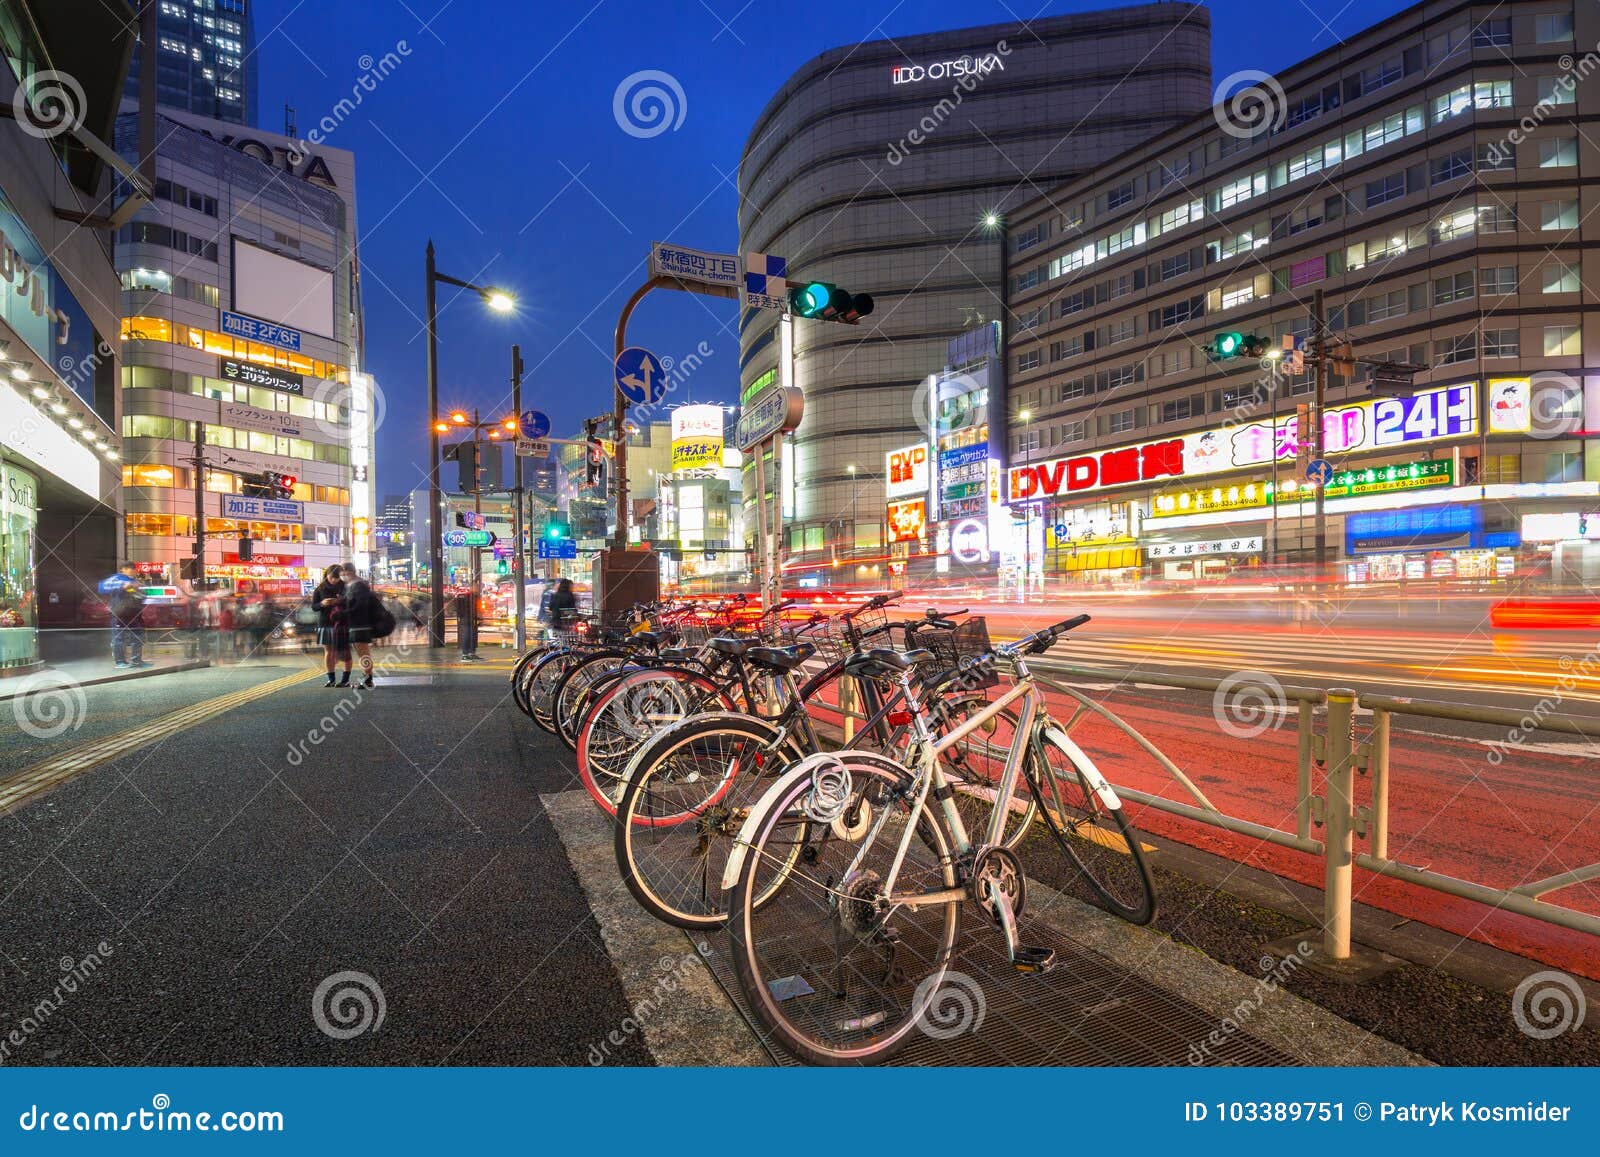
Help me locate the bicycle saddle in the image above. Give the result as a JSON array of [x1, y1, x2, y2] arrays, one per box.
[[658, 646, 693, 663], [746, 643, 817, 672], [843, 647, 932, 677], [629, 630, 661, 649], [709, 636, 751, 657]]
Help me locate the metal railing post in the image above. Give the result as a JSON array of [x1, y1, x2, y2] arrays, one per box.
[[1322, 688, 1357, 960], [1295, 699, 1315, 841], [1369, 705, 1390, 862]]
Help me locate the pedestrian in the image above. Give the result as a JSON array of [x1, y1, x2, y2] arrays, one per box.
[[313, 564, 351, 687], [338, 564, 385, 688], [250, 593, 278, 657], [548, 577, 578, 631], [98, 563, 150, 668]]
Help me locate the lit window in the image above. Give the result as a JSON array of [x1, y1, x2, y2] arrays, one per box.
[[1544, 325, 1582, 356]]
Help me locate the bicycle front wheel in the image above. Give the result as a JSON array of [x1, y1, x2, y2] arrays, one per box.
[[614, 714, 805, 928], [727, 758, 961, 1065], [577, 668, 732, 815], [1025, 727, 1156, 925]]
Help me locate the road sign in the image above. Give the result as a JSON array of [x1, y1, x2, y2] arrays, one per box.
[[444, 529, 497, 547], [516, 438, 550, 458], [744, 252, 788, 311], [1306, 458, 1335, 485], [537, 539, 578, 560], [519, 409, 550, 439], [734, 385, 805, 450], [615, 346, 666, 406], [649, 242, 739, 291], [455, 511, 486, 530]]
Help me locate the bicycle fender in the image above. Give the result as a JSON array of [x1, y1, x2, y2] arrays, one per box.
[[719, 750, 913, 892], [614, 711, 788, 799], [1040, 726, 1123, 811]]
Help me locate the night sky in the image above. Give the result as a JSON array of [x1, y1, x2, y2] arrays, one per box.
[[252, 0, 1412, 503]]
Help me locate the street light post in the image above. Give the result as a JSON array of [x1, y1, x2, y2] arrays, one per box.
[[1020, 407, 1033, 603], [423, 239, 514, 648]]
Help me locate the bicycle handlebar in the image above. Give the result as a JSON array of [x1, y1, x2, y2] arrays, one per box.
[[1007, 613, 1091, 656]]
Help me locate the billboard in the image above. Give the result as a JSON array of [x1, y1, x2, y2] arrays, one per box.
[[232, 238, 334, 338], [885, 443, 931, 500], [887, 497, 928, 542], [672, 404, 725, 472]]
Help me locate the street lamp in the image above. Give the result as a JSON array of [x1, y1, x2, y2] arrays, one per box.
[[1019, 407, 1033, 603], [425, 239, 515, 647]]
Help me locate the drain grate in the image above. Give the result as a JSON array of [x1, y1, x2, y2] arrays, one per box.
[[692, 902, 1299, 1067]]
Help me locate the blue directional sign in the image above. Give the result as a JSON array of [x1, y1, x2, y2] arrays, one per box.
[[520, 409, 550, 439], [1306, 458, 1335, 485], [615, 346, 666, 406], [538, 539, 578, 560]]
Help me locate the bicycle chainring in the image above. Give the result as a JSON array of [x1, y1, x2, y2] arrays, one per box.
[[969, 845, 1027, 922]]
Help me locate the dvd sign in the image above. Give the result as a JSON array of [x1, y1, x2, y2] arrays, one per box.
[[885, 443, 930, 500]]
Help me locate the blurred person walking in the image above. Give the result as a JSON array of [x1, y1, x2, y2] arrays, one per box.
[[338, 564, 393, 689], [98, 563, 149, 668]]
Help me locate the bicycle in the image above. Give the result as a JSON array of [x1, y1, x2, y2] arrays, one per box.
[[610, 597, 1035, 930], [720, 613, 1156, 1065]]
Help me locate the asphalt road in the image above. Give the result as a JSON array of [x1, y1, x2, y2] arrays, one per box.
[[0, 648, 652, 1066]]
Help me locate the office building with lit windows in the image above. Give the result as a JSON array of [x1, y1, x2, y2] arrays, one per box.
[[1001, 0, 1600, 588], [738, 4, 1212, 582], [125, 0, 256, 126], [113, 110, 372, 594]]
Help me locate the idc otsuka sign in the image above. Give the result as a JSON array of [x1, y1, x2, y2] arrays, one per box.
[[891, 46, 1009, 85], [1009, 383, 1476, 503]]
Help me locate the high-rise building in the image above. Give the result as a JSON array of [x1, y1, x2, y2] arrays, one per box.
[[113, 110, 371, 596], [125, 0, 257, 126], [738, 4, 1212, 582], [1000, 0, 1599, 591], [0, 2, 134, 668]]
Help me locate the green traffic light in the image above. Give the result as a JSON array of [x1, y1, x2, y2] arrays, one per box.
[[1215, 331, 1244, 358], [796, 282, 830, 317], [546, 520, 570, 540]]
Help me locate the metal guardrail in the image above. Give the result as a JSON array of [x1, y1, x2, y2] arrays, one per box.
[[1036, 665, 1600, 959], [810, 657, 1600, 963]]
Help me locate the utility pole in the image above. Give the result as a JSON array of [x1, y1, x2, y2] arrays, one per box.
[[471, 406, 483, 594], [510, 345, 527, 651], [425, 240, 444, 647]]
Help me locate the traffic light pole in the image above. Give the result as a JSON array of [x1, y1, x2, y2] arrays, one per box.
[[425, 241, 444, 647], [190, 420, 206, 585]]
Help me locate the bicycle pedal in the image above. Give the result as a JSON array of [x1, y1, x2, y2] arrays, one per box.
[[1011, 945, 1056, 974]]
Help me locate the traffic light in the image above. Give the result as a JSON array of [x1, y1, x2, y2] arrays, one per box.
[[237, 536, 253, 561], [262, 470, 296, 499], [1209, 331, 1272, 360], [583, 419, 603, 488], [240, 472, 270, 498], [545, 519, 571, 540], [788, 281, 874, 324], [443, 440, 480, 493]]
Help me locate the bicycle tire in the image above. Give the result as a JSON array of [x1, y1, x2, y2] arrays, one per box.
[[552, 650, 631, 750], [613, 713, 809, 928], [1025, 727, 1156, 925], [527, 648, 577, 734], [727, 756, 960, 1065], [576, 667, 735, 815]]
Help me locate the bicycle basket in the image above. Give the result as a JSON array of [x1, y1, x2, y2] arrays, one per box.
[[905, 617, 996, 689]]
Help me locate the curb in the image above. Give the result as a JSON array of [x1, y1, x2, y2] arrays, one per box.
[[0, 659, 211, 702]]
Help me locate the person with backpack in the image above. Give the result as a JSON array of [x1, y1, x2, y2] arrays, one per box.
[[312, 564, 351, 687], [339, 564, 394, 689], [98, 563, 150, 669]]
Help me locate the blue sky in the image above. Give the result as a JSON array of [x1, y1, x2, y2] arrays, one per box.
[[252, 0, 1413, 500]]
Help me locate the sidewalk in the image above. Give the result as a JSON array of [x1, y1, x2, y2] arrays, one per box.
[[0, 652, 211, 701]]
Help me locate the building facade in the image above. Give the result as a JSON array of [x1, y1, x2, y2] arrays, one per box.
[[0, 0, 132, 668], [124, 0, 256, 126], [999, 0, 1600, 588], [114, 110, 371, 597], [737, 3, 1212, 577]]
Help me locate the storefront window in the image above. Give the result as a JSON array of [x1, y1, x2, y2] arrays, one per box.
[[0, 462, 39, 668]]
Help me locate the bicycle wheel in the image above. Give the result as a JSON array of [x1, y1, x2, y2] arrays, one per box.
[[552, 651, 631, 750], [527, 648, 574, 734], [727, 757, 960, 1065], [1024, 727, 1156, 925], [614, 714, 809, 927], [577, 668, 733, 815], [511, 644, 554, 717]]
